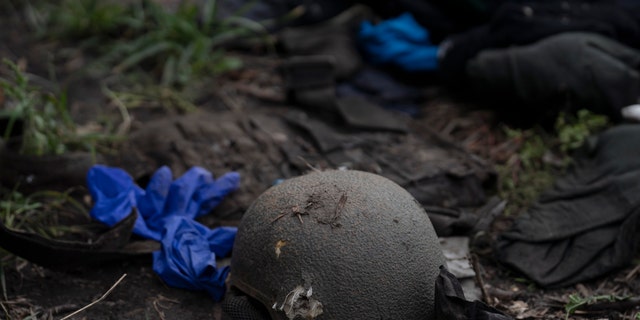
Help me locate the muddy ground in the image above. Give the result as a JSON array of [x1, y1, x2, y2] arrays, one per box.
[[0, 3, 639, 320]]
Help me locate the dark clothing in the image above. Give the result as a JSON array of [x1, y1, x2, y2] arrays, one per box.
[[466, 32, 640, 124], [440, 1, 640, 85], [497, 125, 640, 288], [356, 0, 501, 43], [435, 266, 514, 320], [336, 66, 425, 116]]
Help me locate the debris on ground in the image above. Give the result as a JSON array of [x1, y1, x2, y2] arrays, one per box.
[[1, 0, 640, 319]]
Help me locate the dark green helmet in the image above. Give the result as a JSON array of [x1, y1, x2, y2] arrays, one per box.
[[229, 170, 445, 319]]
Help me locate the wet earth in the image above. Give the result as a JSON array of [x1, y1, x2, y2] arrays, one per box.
[[1, 2, 640, 320]]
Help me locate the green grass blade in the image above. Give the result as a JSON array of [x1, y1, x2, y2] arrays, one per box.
[[115, 41, 176, 72]]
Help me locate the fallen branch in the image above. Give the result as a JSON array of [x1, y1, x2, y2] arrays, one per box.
[[59, 273, 127, 320]]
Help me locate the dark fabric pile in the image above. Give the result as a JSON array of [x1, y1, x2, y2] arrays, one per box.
[[497, 124, 640, 287], [354, 1, 640, 125], [336, 66, 425, 116], [466, 32, 640, 123], [439, 1, 640, 84]]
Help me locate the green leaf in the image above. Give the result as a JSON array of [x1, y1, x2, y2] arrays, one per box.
[[115, 41, 177, 72], [201, 0, 217, 33]]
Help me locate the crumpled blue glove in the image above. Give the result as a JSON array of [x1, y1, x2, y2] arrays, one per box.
[[358, 13, 440, 71], [153, 217, 236, 301], [86, 165, 240, 300], [87, 165, 240, 240]]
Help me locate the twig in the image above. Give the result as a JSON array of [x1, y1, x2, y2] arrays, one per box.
[[326, 194, 346, 227], [154, 295, 179, 308], [101, 83, 132, 136], [472, 254, 491, 305], [271, 212, 287, 224], [0, 301, 9, 319], [0, 265, 7, 301], [218, 89, 244, 114], [625, 263, 640, 282], [152, 299, 166, 320], [59, 274, 127, 320], [296, 156, 320, 173]]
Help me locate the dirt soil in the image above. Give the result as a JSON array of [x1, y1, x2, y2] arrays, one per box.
[[1, 3, 639, 320]]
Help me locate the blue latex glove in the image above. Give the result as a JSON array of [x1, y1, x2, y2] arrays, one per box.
[[86, 165, 153, 236], [87, 165, 240, 301], [153, 217, 236, 301], [358, 13, 440, 71], [88, 165, 240, 240]]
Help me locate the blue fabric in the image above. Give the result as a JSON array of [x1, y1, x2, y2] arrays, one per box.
[[87, 165, 240, 300], [358, 13, 440, 71]]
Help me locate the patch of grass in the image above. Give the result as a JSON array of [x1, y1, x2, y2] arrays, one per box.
[[555, 109, 609, 153], [0, 186, 93, 292], [28, 0, 269, 88], [102, 75, 198, 115], [564, 293, 628, 319], [496, 126, 557, 216], [28, 0, 130, 40], [0, 188, 91, 240], [497, 110, 610, 216], [0, 297, 42, 320], [0, 59, 120, 156], [1, 59, 74, 156]]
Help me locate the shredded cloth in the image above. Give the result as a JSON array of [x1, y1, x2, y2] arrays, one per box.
[[497, 125, 640, 287], [87, 165, 240, 300]]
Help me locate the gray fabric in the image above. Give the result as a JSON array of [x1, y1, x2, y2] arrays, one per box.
[[497, 124, 640, 287], [467, 32, 640, 123]]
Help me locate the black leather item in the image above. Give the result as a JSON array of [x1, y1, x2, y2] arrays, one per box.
[[0, 211, 158, 270]]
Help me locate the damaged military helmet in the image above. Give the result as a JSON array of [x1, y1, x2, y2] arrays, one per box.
[[225, 170, 445, 319]]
